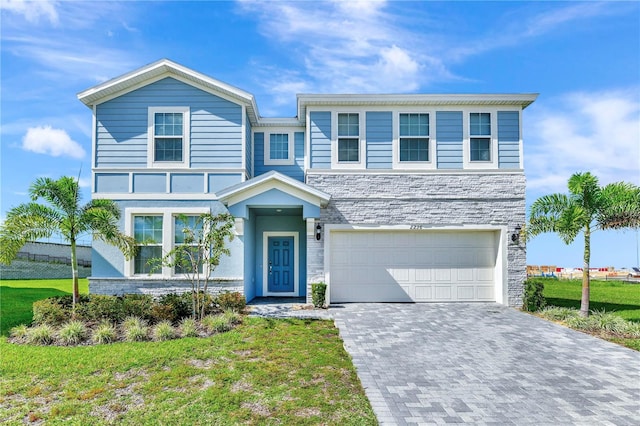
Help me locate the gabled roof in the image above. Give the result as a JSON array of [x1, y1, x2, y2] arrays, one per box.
[[296, 93, 539, 119], [217, 171, 330, 208], [77, 59, 261, 124]]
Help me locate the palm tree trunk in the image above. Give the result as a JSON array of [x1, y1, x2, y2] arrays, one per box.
[[580, 224, 591, 317], [70, 238, 80, 314]]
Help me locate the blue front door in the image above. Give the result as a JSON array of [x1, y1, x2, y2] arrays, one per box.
[[268, 237, 295, 293]]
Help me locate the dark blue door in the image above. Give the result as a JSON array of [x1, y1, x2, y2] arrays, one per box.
[[268, 237, 294, 293]]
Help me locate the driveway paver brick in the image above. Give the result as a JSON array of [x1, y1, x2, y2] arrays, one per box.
[[249, 300, 640, 425]]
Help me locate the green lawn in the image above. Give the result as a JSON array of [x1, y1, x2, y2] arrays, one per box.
[[0, 280, 376, 425], [540, 278, 640, 351], [0, 279, 89, 336], [541, 278, 640, 322]]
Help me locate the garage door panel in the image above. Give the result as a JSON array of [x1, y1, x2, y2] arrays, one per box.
[[330, 230, 497, 303]]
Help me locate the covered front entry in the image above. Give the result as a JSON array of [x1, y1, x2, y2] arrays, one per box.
[[329, 229, 501, 303], [217, 171, 330, 302]]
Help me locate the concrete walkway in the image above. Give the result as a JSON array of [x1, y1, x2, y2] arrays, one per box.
[[248, 300, 640, 425]]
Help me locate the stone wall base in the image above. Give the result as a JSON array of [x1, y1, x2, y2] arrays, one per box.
[[89, 278, 244, 298]]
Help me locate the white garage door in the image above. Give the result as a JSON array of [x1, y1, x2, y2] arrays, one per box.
[[330, 230, 498, 303]]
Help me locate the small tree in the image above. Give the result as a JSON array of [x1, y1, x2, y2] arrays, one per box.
[[150, 213, 235, 320], [528, 172, 640, 317], [0, 176, 137, 312]]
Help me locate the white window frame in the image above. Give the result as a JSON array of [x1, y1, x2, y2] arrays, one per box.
[[124, 207, 209, 278], [264, 129, 295, 166], [331, 111, 365, 169], [147, 106, 190, 168], [392, 111, 435, 170], [463, 110, 498, 169]]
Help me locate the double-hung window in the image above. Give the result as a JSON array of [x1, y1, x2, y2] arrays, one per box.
[[399, 113, 429, 162], [133, 215, 163, 275], [337, 113, 360, 162], [470, 113, 491, 162], [174, 215, 204, 275], [148, 107, 189, 167]]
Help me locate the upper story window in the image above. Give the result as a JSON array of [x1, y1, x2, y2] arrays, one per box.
[[470, 112, 491, 162], [264, 131, 295, 165], [337, 113, 359, 162], [399, 113, 429, 162], [148, 106, 190, 168]]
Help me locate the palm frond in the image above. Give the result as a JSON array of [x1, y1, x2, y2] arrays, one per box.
[[0, 203, 62, 263], [29, 176, 81, 218], [84, 207, 137, 259], [597, 182, 640, 230]]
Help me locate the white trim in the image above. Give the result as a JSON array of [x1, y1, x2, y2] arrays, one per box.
[[241, 105, 247, 173], [91, 105, 97, 188], [147, 106, 190, 169], [94, 193, 220, 200], [306, 169, 524, 175], [263, 128, 296, 166], [392, 111, 436, 170], [93, 167, 245, 174], [331, 111, 365, 169], [124, 207, 210, 278], [263, 231, 299, 297], [323, 224, 507, 305], [462, 109, 503, 170], [518, 110, 525, 169], [304, 108, 311, 172]]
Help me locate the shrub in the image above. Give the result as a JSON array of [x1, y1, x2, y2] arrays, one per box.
[[122, 294, 154, 321], [201, 314, 231, 334], [33, 298, 70, 326], [565, 315, 597, 332], [157, 293, 193, 321], [10, 324, 29, 342], [26, 324, 56, 345], [152, 321, 176, 341], [624, 322, 640, 338], [122, 316, 149, 342], [222, 310, 242, 326], [179, 318, 199, 338], [539, 306, 579, 321], [58, 320, 87, 345], [216, 292, 245, 313], [590, 310, 628, 334], [311, 282, 327, 308], [79, 295, 125, 323], [92, 321, 118, 344], [522, 279, 545, 312]]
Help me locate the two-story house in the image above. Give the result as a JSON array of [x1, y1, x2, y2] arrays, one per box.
[[78, 59, 536, 307]]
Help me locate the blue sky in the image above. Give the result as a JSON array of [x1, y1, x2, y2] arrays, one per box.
[[1, 0, 639, 268]]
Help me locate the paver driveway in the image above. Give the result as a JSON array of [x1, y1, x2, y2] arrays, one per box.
[[331, 303, 640, 425]]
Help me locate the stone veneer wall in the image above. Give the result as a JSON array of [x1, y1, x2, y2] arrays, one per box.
[[305, 172, 526, 307], [89, 278, 243, 298]]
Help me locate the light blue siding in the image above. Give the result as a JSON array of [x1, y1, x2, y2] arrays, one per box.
[[170, 173, 204, 193], [95, 77, 243, 168], [95, 173, 128, 193], [366, 111, 393, 169], [498, 111, 521, 169], [254, 132, 304, 181], [92, 200, 241, 279], [245, 115, 252, 178], [209, 173, 243, 194], [310, 112, 331, 168], [227, 188, 320, 220], [132, 173, 166, 193], [243, 209, 256, 302], [436, 111, 463, 169]]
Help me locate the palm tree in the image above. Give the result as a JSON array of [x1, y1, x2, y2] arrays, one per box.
[[528, 172, 640, 317], [0, 176, 136, 310]]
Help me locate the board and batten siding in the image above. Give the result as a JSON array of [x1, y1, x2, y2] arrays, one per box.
[[366, 111, 393, 169], [436, 111, 463, 169], [497, 111, 520, 169], [254, 132, 305, 181], [95, 77, 243, 169], [310, 112, 331, 169], [245, 115, 253, 178]]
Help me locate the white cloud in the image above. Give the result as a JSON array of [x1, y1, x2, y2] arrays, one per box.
[[237, 0, 448, 96], [22, 126, 86, 159], [525, 89, 640, 195], [0, 0, 59, 24]]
